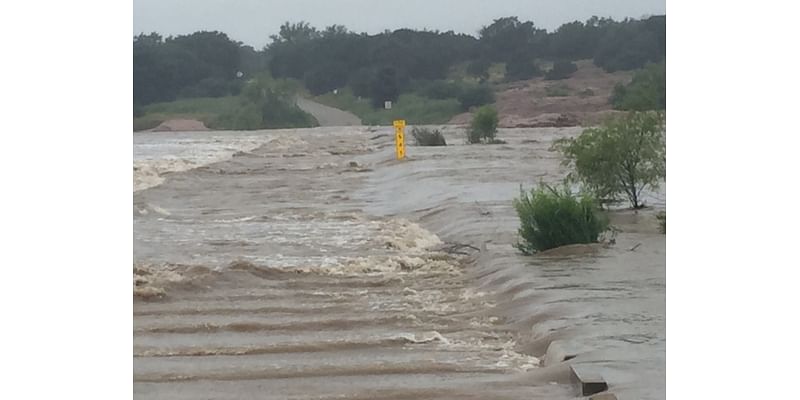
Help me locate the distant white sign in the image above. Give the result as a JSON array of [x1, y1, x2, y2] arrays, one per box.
[[384, 101, 392, 110], [236, 71, 244, 78]]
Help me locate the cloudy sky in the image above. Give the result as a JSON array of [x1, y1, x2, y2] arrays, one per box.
[[134, 0, 665, 48]]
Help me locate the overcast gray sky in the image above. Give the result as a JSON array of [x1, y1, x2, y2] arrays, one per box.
[[133, 0, 665, 48]]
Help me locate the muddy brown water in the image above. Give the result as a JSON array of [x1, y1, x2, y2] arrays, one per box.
[[133, 126, 665, 400]]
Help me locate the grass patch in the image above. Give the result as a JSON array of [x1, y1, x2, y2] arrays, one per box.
[[133, 116, 165, 132], [315, 89, 461, 125], [134, 81, 318, 131], [134, 96, 242, 131], [141, 96, 242, 116]]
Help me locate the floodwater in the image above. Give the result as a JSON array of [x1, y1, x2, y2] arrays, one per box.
[[133, 126, 665, 400]]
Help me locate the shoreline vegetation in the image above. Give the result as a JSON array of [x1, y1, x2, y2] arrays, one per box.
[[134, 15, 665, 131]]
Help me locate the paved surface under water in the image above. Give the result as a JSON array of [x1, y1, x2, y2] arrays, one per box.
[[133, 126, 665, 400]]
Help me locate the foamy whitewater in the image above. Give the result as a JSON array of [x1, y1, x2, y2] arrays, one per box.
[[134, 126, 664, 400]]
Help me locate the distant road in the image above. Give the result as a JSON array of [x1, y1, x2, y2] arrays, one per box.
[[296, 97, 362, 127]]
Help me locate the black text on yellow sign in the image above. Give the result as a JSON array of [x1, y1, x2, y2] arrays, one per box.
[[393, 120, 406, 160]]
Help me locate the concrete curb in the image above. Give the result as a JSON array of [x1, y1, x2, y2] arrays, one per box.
[[589, 393, 618, 400], [570, 365, 609, 396]]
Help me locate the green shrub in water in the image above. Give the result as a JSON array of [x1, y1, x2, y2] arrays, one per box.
[[513, 184, 609, 254], [467, 105, 499, 144]]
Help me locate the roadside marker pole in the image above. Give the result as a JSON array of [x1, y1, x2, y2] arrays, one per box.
[[393, 119, 406, 160]]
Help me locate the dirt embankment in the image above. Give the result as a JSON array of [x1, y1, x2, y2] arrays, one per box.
[[450, 60, 634, 128], [146, 119, 209, 132]]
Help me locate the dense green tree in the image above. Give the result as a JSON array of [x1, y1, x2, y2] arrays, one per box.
[[134, 15, 666, 112], [554, 111, 666, 208], [168, 31, 240, 78], [478, 17, 547, 62], [545, 60, 578, 80], [505, 55, 541, 81], [349, 67, 376, 98], [303, 61, 349, 95], [466, 59, 491, 80], [593, 16, 665, 72], [133, 31, 243, 105], [370, 67, 400, 107]]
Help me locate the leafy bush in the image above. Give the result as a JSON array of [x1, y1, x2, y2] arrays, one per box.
[[467, 106, 499, 143], [611, 61, 665, 111], [554, 111, 666, 208], [545, 61, 578, 80], [216, 77, 318, 129], [457, 84, 495, 110], [411, 127, 447, 146], [545, 83, 571, 97], [513, 184, 609, 254]]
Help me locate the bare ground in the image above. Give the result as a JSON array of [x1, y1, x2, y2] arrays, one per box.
[[147, 119, 210, 132], [449, 60, 634, 128]]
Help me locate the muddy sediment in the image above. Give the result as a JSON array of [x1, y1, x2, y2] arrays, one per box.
[[134, 126, 664, 399]]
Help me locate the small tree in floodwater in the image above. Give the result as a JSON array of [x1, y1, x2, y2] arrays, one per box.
[[554, 111, 666, 209]]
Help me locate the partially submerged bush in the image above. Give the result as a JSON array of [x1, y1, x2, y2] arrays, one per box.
[[411, 127, 447, 146], [467, 105, 499, 144], [513, 185, 609, 254], [656, 211, 666, 234]]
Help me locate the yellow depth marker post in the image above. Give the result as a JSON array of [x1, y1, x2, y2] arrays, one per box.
[[393, 119, 406, 160]]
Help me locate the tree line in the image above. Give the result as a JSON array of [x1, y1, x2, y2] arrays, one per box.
[[134, 15, 665, 108]]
